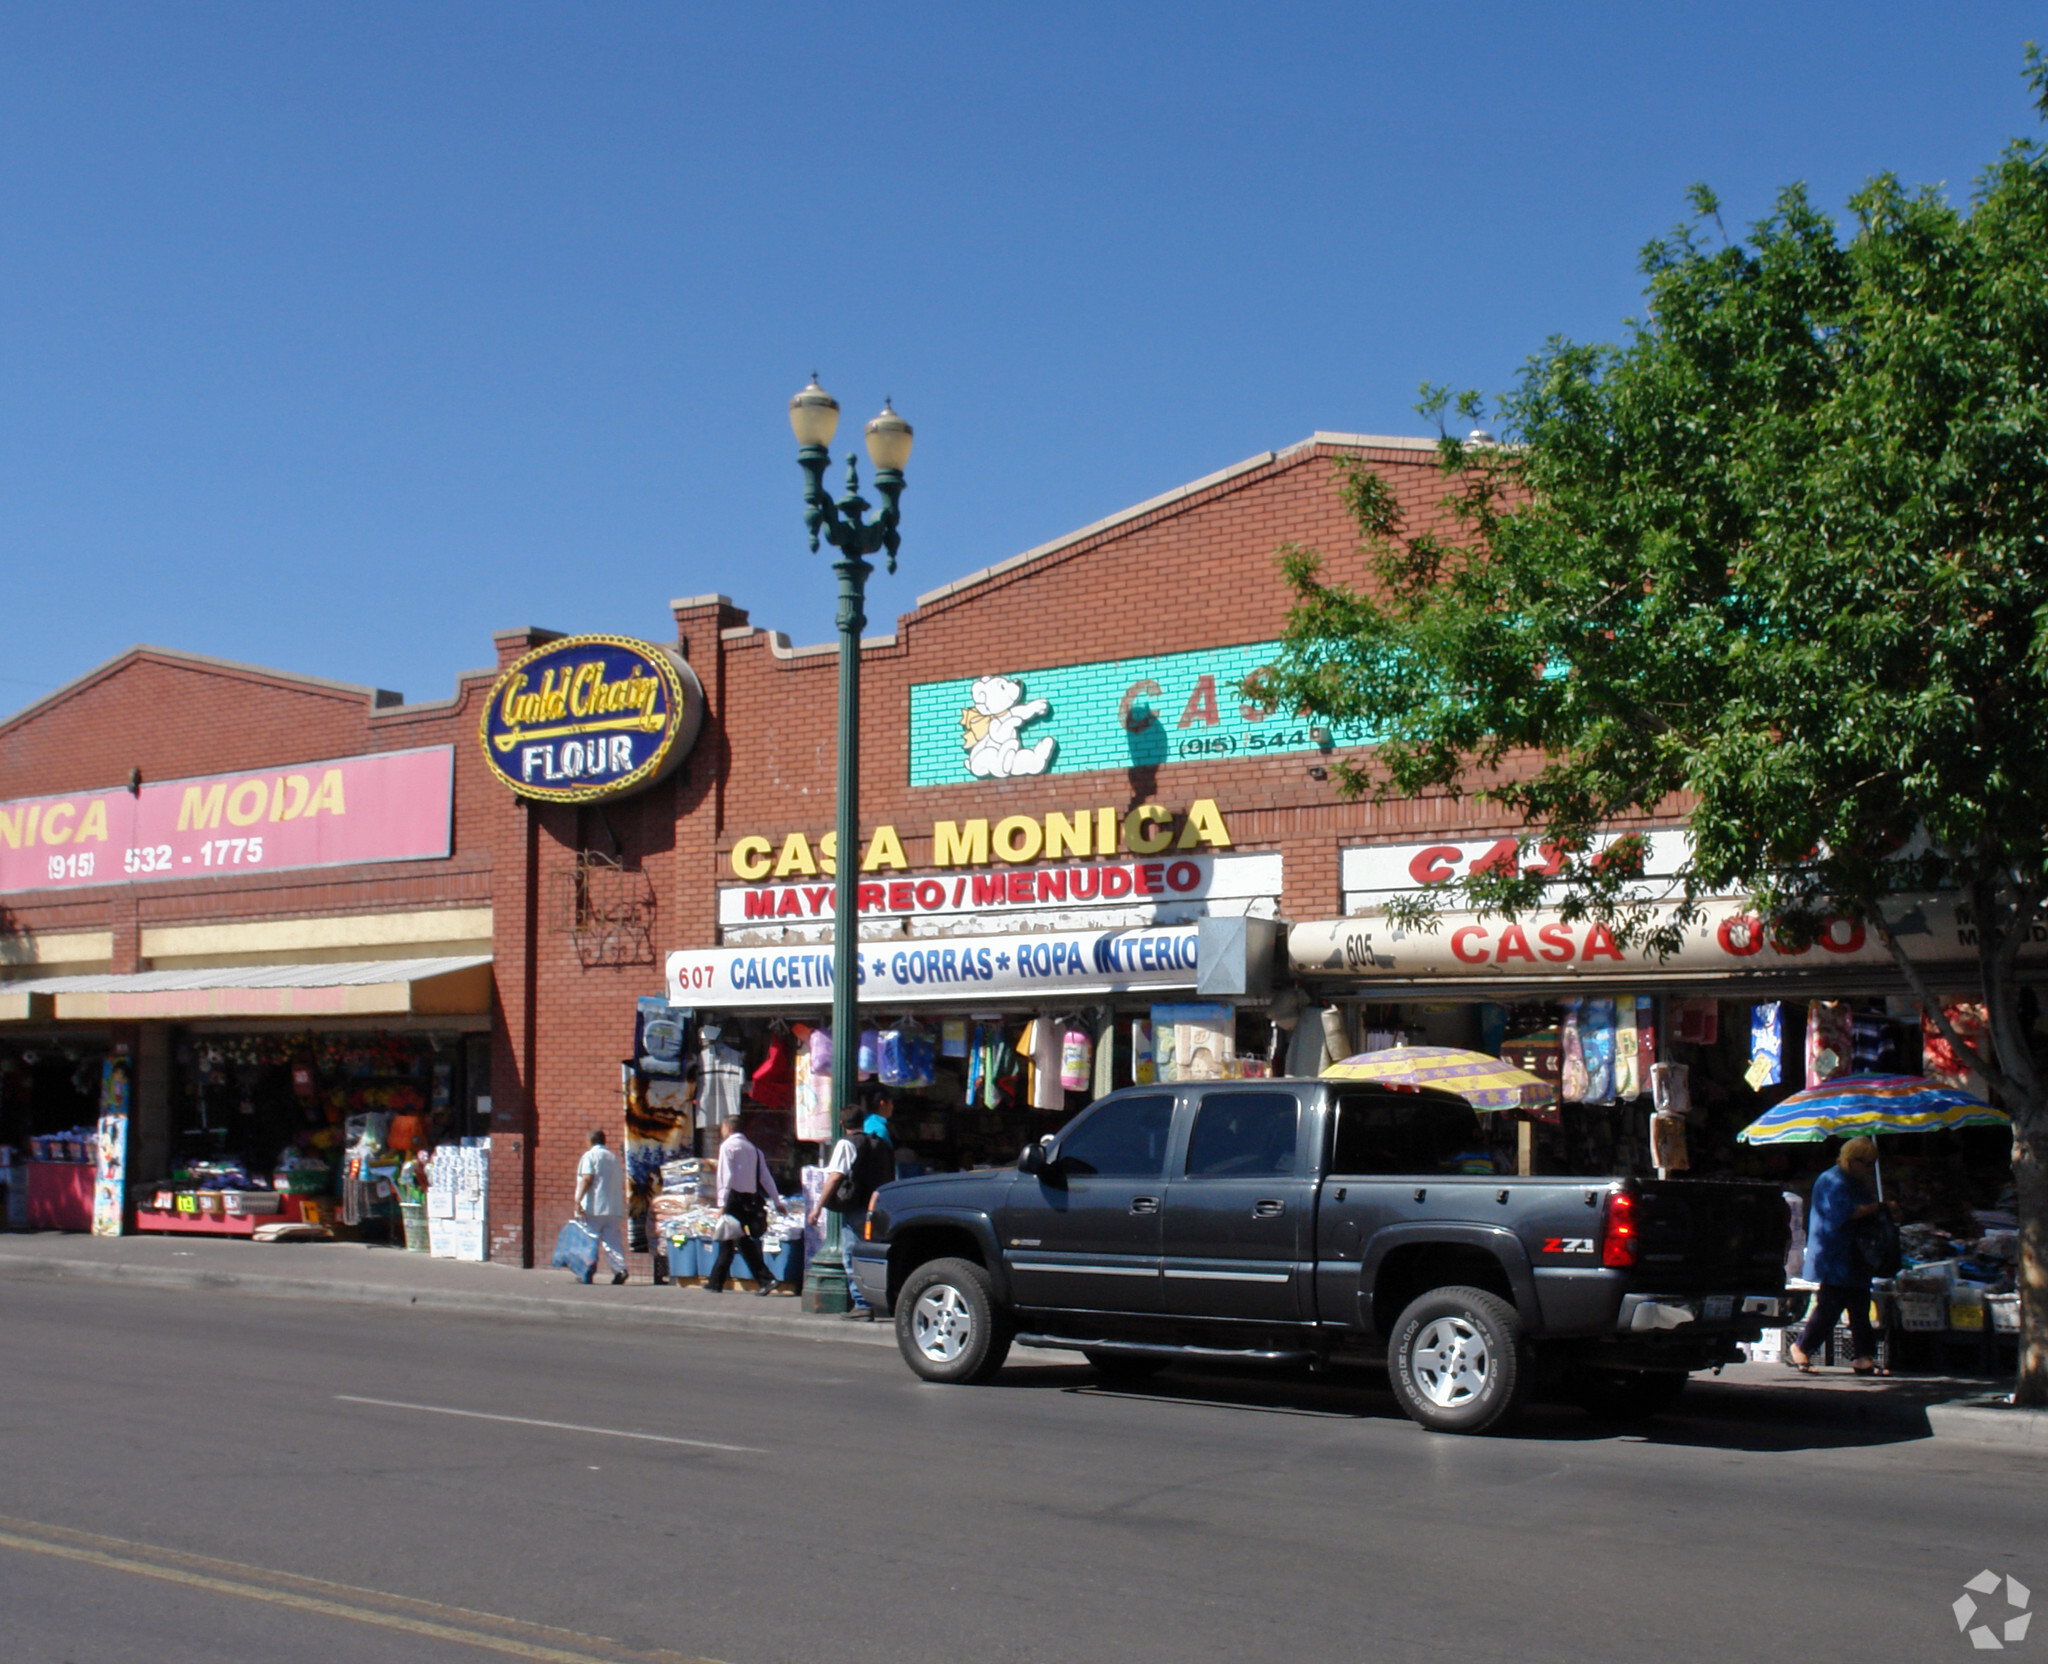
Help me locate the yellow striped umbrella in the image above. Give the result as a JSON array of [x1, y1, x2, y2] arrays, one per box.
[[1321, 1046, 1554, 1111]]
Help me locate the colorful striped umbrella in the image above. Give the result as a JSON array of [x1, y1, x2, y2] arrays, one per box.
[[1322, 1046, 1555, 1112], [1738, 1074, 2008, 1145]]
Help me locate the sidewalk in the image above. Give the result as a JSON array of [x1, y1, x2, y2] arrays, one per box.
[[3, 1230, 2040, 1448], [0, 1229, 895, 1347]]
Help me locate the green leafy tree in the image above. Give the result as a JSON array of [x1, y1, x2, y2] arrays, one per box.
[[1254, 57, 2048, 1402]]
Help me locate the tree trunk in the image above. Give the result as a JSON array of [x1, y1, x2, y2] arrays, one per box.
[[1969, 878, 2046, 1406], [2014, 1114, 2048, 1407]]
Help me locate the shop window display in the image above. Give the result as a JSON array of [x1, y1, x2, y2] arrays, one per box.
[[0, 1041, 110, 1232], [132, 1030, 475, 1241]]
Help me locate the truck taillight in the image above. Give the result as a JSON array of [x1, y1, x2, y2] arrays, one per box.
[[1602, 1189, 1639, 1268]]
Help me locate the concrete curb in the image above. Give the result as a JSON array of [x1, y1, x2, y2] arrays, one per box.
[[1924, 1397, 2048, 1450], [0, 1252, 897, 1347]]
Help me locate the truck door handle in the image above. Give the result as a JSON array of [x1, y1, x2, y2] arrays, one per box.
[[1129, 1196, 1160, 1215], [1252, 1199, 1285, 1218]]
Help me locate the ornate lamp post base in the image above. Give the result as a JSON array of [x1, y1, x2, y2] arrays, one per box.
[[801, 1214, 851, 1314]]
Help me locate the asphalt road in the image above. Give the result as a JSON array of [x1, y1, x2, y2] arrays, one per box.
[[1, 1279, 2039, 1664]]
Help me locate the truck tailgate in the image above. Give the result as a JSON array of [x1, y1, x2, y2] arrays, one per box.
[[1631, 1180, 1789, 1289]]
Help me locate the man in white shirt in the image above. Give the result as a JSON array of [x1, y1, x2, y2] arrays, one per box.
[[808, 1102, 892, 1320], [705, 1115, 785, 1294], [572, 1129, 629, 1285]]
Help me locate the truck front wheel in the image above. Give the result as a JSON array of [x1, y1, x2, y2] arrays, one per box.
[[895, 1257, 1013, 1385], [1388, 1285, 1532, 1435]]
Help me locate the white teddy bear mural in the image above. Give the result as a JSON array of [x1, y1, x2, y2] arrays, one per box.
[[960, 674, 1056, 778]]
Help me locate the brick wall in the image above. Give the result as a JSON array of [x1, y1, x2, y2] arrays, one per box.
[[0, 435, 1543, 1271]]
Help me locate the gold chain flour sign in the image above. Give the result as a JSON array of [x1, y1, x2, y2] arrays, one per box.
[[480, 635, 703, 803]]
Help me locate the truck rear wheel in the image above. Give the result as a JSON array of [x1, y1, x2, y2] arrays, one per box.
[[895, 1257, 1013, 1385], [1388, 1285, 1532, 1435]]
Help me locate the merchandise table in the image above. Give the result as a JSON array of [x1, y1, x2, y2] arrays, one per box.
[[133, 1194, 315, 1237], [25, 1162, 94, 1232]]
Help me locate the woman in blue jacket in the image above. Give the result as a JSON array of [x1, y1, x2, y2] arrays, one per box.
[[1789, 1136, 1899, 1374]]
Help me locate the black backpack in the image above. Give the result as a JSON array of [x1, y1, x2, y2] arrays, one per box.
[[1855, 1212, 1903, 1279], [826, 1132, 894, 1213]]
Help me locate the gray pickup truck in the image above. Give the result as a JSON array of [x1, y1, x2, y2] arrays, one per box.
[[848, 1078, 1790, 1433]]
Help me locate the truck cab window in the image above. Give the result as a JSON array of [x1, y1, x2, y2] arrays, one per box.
[[1056, 1093, 1174, 1177], [1184, 1091, 1300, 1178], [1330, 1094, 1482, 1176]]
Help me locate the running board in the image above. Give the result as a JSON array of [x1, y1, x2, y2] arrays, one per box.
[[1015, 1334, 1317, 1365]]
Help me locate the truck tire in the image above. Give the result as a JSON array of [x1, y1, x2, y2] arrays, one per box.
[[1083, 1347, 1171, 1381], [1570, 1367, 1689, 1423], [1388, 1285, 1532, 1435], [896, 1257, 1013, 1385]]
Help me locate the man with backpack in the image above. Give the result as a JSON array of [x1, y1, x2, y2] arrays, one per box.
[[809, 1101, 894, 1320]]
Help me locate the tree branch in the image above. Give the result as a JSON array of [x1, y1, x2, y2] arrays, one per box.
[[1870, 908, 2007, 1093]]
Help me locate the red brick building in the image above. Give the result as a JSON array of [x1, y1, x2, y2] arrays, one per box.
[[0, 433, 1506, 1262]]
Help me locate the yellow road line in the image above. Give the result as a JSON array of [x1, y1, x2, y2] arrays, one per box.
[[0, 1518, 724, 1664]]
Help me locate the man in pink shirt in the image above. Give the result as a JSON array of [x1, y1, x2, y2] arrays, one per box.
[[705, 1115, 785, 1295]]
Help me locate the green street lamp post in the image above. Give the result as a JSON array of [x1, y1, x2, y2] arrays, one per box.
[[789, 378, 912, 1314]]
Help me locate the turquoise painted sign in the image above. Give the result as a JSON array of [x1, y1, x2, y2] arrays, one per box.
[[908, 642, 1379, 786]]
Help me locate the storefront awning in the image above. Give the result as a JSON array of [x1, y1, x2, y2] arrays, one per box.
[[0, 956, 493, 1021], [1287, 895, 2040, 997], [668, 920, 1277, 1010]]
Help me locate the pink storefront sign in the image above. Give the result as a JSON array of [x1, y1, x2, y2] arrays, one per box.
[[0, 745, 454, 894]]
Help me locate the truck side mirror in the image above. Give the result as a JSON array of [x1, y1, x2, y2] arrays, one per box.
[[1017, 1136, 1053, 1176]]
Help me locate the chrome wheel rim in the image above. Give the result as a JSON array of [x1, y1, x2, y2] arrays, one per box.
[[911, 1284, 974, 1364], [1410, 1315, 1491, 1408]]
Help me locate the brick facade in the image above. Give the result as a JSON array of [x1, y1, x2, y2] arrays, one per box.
[[2, 435, 1535, 1267]]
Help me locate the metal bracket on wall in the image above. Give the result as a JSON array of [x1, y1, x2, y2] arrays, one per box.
[[550, 850, 657, 968]]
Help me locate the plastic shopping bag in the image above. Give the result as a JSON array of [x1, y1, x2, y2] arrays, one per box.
[[552, 1219, 600, 1280]]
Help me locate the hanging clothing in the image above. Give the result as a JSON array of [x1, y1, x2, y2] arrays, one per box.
[[1672, 998, 1720, 1046], [1059, 1024, 1093, 1092], [1319, 1005, 1351, 1069], [1806, 1000, 1852, 1087], [1850, 1010, 1893, 1073], [1581, 998, 1617, 1105], [1560, 1001, 1589, 1102], [1132, 1019, 1158, 1084], [1020, 1016, 1064, 1111], [749, 1031, 795, 1111], [1092, 1009, 1117, 1099], [699, 1035, 744, 1125], [1285, 1012, 1326, 1080], [1923, 1003, 1989, 1093], [1747, 1002, 1784, 1089], [1615, 998, 1641, 1099]]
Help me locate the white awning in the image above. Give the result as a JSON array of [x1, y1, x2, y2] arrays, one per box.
[[0, 956, 492, 1022]]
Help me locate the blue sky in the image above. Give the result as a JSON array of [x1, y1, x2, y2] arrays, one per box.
[[2, 4, 2040, 716]]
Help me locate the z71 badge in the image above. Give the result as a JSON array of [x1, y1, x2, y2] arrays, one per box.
[[1542, 1237, 1595, 1255]]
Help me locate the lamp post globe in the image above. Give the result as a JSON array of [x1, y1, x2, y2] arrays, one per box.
[[789, 378, 840, 448], [790, 379, 909, 1315], [864, 403, 913, 471]]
